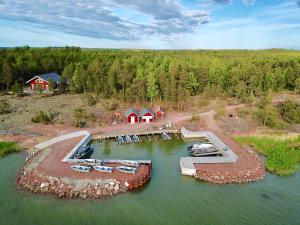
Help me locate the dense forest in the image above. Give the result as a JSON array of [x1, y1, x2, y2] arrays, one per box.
[[0, 47, 300, 109]]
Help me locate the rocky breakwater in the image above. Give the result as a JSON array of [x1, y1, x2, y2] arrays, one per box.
[[195, 148, 265, 184], [17, 169, 127, 199], [17, 147, 127, 199]]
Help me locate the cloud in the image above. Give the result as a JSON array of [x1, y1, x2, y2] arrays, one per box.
[[0, 0, 209, 40], [213, 0, 232, 4], [243, 0, 256, 6]]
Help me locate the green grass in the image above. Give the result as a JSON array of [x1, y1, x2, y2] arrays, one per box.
[[235, 135, 300, 176], [0, 142, 21, 158]]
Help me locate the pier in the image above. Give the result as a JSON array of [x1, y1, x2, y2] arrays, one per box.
[[180, 127, 238, 177], [93, 129, 179, 140]]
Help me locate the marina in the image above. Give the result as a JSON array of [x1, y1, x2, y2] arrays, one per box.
[[3, 141, 299, 225]]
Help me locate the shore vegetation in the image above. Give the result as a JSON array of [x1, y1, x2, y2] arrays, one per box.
[[235, 135, 300, 176]]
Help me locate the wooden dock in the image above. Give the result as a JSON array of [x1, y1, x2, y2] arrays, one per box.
[[93, 129, 180, 140]]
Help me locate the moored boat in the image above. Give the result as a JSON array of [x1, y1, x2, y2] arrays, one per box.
[[71, 165, 92, 173], [120, 160, 140, 167], [187, 143, 213, 151], [116, 136, 125, 144], [131, 135, 141, 143], [93, 165, 113, 173], [162, 132, 171, 141], [125, 135, 132, 143], [82, 159, 102, 165], [116, 166, 137, 174], [73, 145, 94, 159]]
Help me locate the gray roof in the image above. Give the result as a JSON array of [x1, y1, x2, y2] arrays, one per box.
[[39, 72, 61, 83], [125, 108, 139, 117], [139, 108, 154, 116]]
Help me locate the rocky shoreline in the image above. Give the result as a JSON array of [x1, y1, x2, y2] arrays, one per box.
[[195, 148, 265, 184], [17, 147, 129, 199], [17, 168, 127, 199]]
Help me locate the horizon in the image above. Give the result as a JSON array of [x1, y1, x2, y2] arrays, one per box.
[[0, 0, 300, 49]]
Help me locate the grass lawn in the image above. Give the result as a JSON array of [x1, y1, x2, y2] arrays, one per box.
[[235, 135, 300, 176], [0, 141, 21, 158]]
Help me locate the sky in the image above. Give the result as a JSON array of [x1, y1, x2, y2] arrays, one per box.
[[0, 0, 300, 49]]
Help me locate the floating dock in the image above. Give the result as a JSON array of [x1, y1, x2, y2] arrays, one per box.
[[93, 129, 179, 140], [180, 127, 238, 177]]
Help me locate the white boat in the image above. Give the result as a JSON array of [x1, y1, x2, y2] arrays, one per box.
[[120, 160, 139, 167], [125, 135, 132, 143], [116, 136, 125, 144], [82, 159, 102, 165], [71, 165, 92, 173], [162, 132, 171, 140], [187, 143, 213, 151], [131, 135, 141, 143], [93, 165, 113, 173], [116, 166, 137, 174]]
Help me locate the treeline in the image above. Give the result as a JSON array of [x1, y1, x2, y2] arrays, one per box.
[[1, 47, 300, 108]]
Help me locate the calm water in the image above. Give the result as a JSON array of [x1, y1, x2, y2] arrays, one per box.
[[0, 138, 299, 225]]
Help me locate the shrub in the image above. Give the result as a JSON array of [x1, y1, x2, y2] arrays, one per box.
[[31, 111, 55, 124], [105, 100, 119, 111], [72, 108, 91, 127], [256, 105, 285, 129], [256, 90, 285, 129], [84, 93, 97, 106], [11, 82, 23, 96], [0, 100, 11, 114], [0, 142, 21, 158], [278, 101, 300, 123]]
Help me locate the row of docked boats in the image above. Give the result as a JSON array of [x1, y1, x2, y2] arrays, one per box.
[[187, 143, 220, 157], [116, 135, 141, 144], [71, 164, 138, 174]]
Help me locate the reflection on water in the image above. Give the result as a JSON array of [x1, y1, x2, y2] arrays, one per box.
[[0, 138, 299, 225]]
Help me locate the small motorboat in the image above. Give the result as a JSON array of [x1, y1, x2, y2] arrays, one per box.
[[125, 135, 132, 143], [189, 147, 219, 157], [131, 135, 141, 143], [93, 165, 113, 173], [82, 159, 102, 165], [116, 166, 137, 174], [187, 143, 213, 151], [73, 145, 94, 159], [116, 136, 125, 144], [161, 132, 171, 141], [71, 165, 92, 173], [120, 160, 140, 167]]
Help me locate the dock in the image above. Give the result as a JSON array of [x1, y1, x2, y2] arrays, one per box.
[[93, 129, 179, 140], [180, 127, 238, 177]]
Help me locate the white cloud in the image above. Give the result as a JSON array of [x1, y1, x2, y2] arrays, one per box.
[[0, 0, 209, 40]]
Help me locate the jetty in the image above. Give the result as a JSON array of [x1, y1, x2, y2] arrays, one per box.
[[180, 127, 238, 177]]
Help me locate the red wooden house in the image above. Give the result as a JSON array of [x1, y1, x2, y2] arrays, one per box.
[[139, 108, 154, 123], [153, 106, 165, 119], [26, 72, 61, 90], [125, 108, 140, 124]]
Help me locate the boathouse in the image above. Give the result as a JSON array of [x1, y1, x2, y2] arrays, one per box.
[[26, 72, 61, 90], [153, 106, 165, 119], [125, 108, 140, 124], [139, 108, 154, 123]]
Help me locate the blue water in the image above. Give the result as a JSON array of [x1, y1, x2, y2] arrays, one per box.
[[0, 138, 299, 225]]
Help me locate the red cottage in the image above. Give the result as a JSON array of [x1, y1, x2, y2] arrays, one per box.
[[26, 72, 61, 90], [153, 106, 165, 119], [125, 108, 140, 124], [140, 108, 154, 123]]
